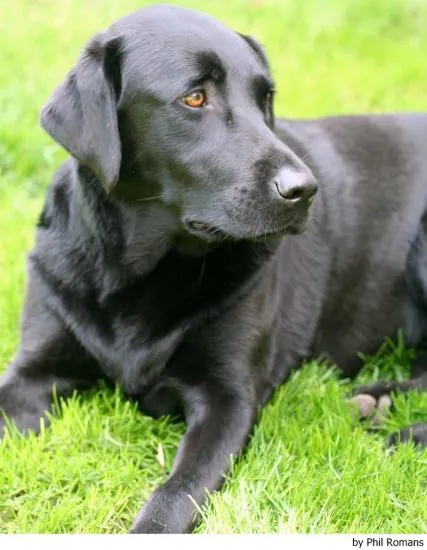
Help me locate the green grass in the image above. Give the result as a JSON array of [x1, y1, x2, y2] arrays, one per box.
[[1, 0, 427, 534]]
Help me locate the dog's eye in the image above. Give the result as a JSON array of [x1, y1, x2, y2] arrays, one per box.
[[182, 90, 207, 109]]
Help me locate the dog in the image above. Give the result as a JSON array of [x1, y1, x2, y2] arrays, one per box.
[[0, 4, 426, 534]]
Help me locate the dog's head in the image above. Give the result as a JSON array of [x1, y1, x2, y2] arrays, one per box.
[[41, 4, 317, 249]]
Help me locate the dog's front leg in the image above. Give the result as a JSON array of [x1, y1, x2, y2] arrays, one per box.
[[0, 281, 102, 438], [131, 383, 255, 534]]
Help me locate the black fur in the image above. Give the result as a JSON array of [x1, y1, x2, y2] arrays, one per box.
[[1, 4, 426, 534]]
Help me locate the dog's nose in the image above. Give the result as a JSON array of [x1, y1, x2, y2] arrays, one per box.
[[273, 168, 318, 204]]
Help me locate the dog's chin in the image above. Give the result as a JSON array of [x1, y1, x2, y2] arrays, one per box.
[[179, 215, 309, 253], [248, 221, 308, 241], [250, 225, 302, 241]]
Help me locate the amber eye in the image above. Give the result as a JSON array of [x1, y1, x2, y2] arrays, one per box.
[[182, 90, 207, 108]]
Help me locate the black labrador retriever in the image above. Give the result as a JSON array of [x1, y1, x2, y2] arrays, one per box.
[[0, 4, 426, 534]]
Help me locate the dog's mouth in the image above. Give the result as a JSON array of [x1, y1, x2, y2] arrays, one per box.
[[184, 219, 305, 242], [185, 220, 228, 240]]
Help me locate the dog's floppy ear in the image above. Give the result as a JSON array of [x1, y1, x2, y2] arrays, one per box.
[[238, 33, 270, 71], [40, 33, 123, 191]]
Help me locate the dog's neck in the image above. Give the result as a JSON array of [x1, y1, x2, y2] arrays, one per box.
[[72, 164, 278, 310], [74, 164, 175, 279]]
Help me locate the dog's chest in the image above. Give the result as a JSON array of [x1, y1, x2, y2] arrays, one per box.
[[97, 322, 184, 394], [52, 289, 185, 393], [42, 239, 274, 394], [42, 267, 192, 393]]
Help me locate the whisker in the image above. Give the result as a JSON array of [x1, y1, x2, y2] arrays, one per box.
[[135, 195, 163, 202]]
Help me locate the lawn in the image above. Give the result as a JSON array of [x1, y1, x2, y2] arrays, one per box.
[[0, 0, 427, 534]]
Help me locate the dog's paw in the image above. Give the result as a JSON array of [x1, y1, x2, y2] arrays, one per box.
[[349, 383, 427, 449], [347, 392, 392, 424], [388, 423, 427, 448], [349, 380, 400, 423], [353, 380, 397, 400], [130, 485, 193, 534]]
